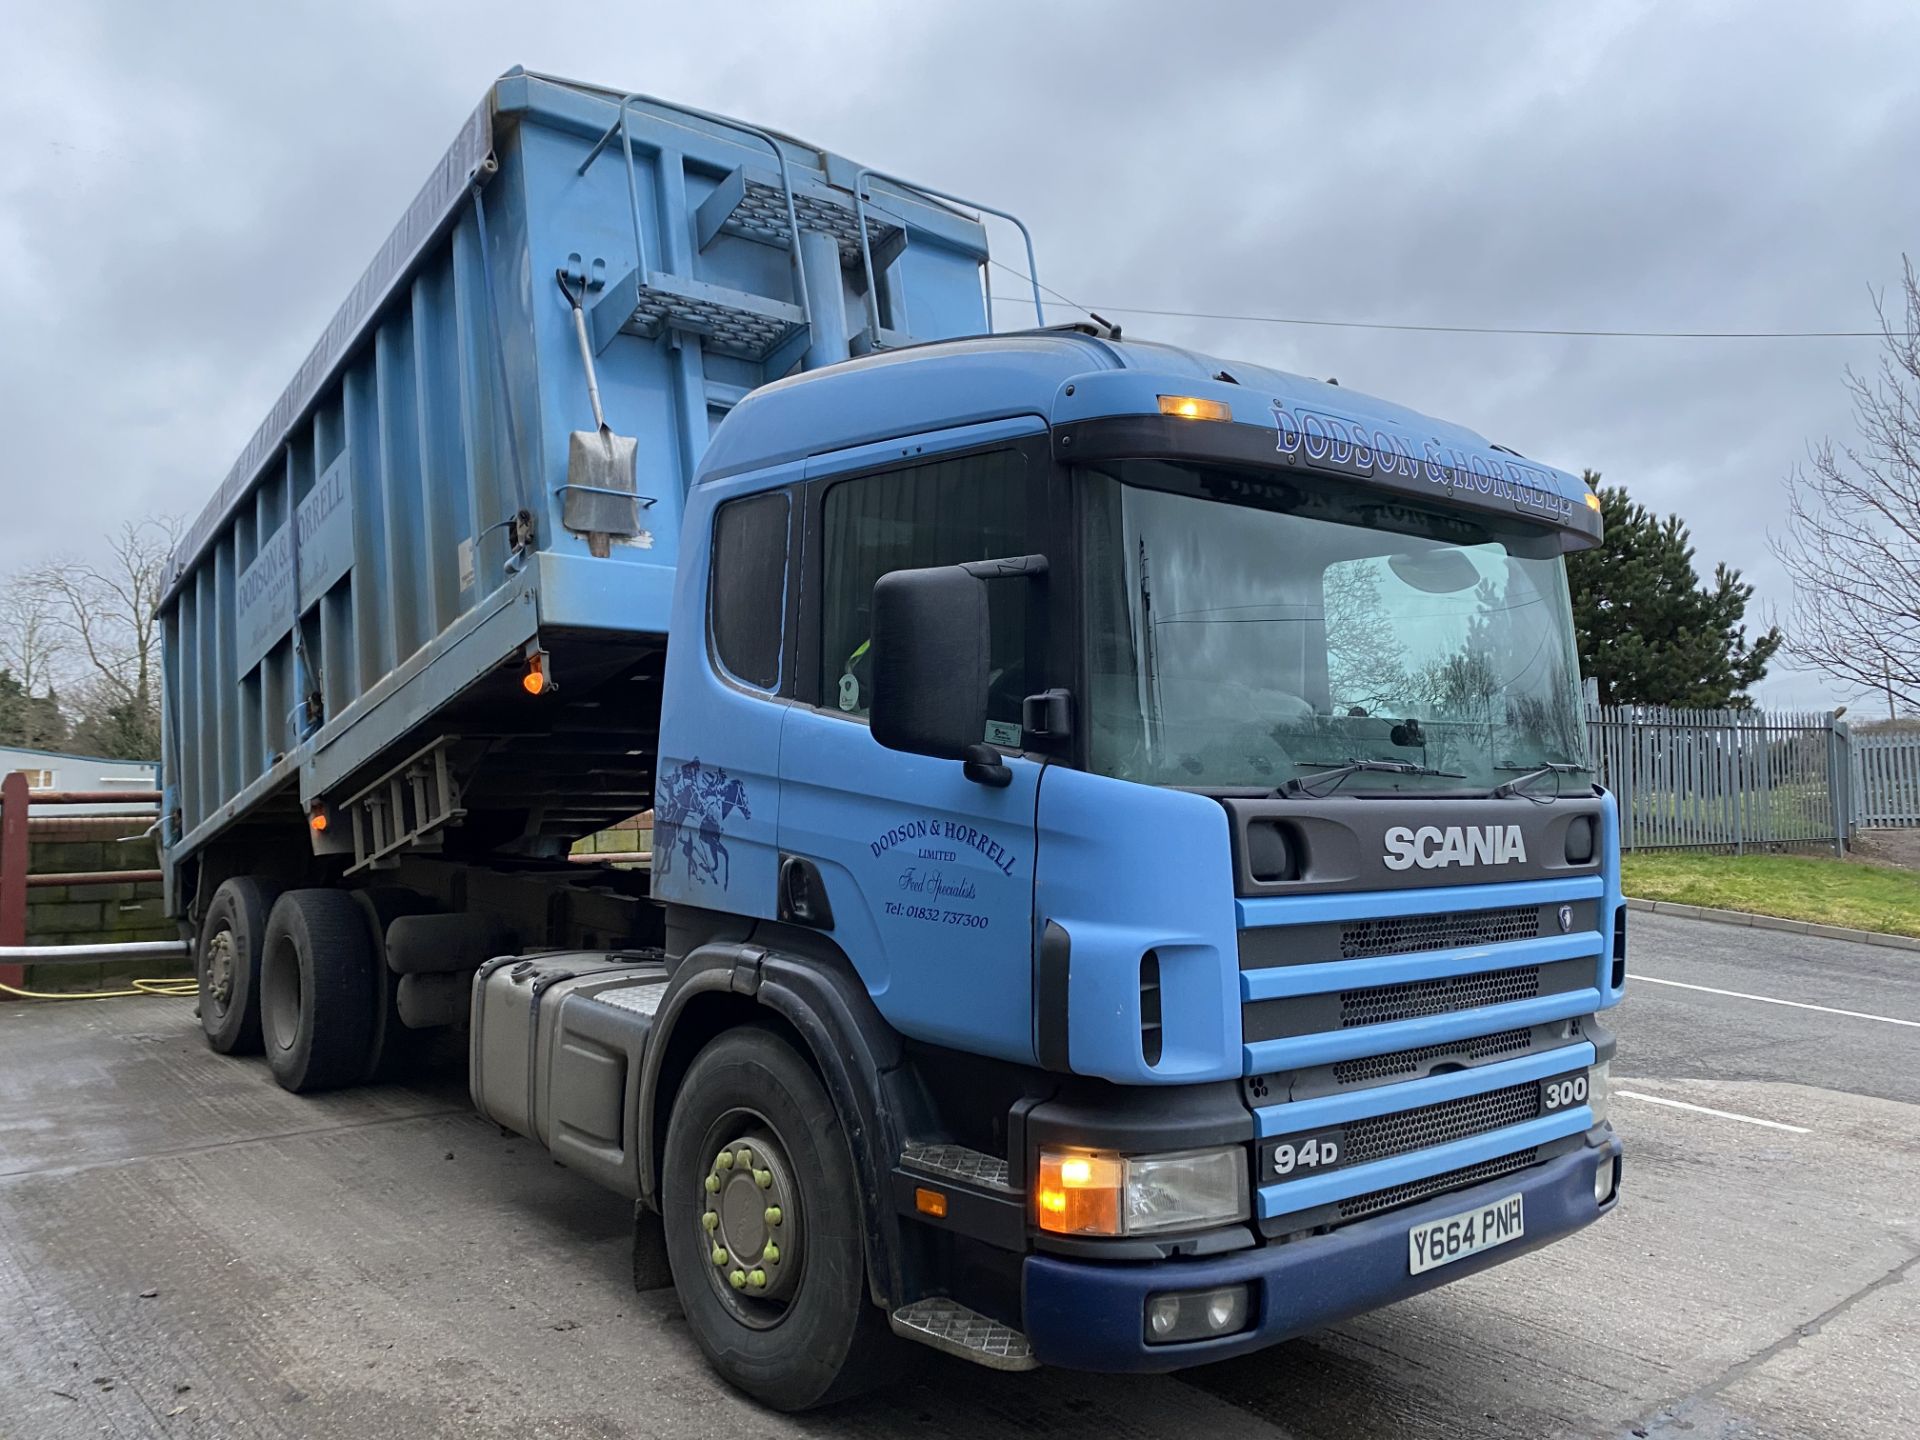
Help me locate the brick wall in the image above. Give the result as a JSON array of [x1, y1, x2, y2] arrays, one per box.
[[570, 811, 653, 860], [23, 823, 182, 992]]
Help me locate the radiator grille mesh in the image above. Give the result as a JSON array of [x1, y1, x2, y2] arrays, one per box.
[[1340, 905, 1541, 960], [1331, 1028, 1534, 1086], [1340, 1081, 1542, 1167], [1336, 1148, 1540, 1221], [1340, 967, 1541, 1029]]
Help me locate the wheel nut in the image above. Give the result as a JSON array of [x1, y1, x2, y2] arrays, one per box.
[[704, 1174, 720, 1194], [729, 1269, 747, 1289], [735, 1148, 753, 1169], [747, 1269, 767, 1289], [715, 1151, 734, 1170], [702, 1212, 718, 1233], [762, 1243, 780, 1264], [711, 1245, 728, 1267], [753, 1168, 772, 1189], [764, 1206, 782, 1226]]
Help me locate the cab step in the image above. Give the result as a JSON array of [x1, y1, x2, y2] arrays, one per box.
[[900, 1140, 1015, 1193], [888, 1298, 1037, 1371]]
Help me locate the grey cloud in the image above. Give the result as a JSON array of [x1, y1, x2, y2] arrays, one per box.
[[5, 0, 1915, 709]]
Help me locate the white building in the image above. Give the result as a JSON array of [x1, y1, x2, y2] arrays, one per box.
[[0, 746, 159, 815]]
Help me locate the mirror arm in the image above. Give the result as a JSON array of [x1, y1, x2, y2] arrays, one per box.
[[961, 742, 1013, 788]]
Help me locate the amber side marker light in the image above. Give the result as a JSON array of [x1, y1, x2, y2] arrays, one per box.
[[522, 652, 549, 695], [914, 1187, 948, 1218], [308, 808, 328, 833], [1585, 491, 1603, 512], [1157, 394, 1233, 423]]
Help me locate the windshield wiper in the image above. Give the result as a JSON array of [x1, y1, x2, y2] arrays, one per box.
[[1281, 758, 1466, 798], [1490, 761, 1590, 799]]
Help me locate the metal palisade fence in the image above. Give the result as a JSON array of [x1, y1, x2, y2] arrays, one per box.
[[1851, 729, 1920, 828], [1584, 704, 1853, 854]]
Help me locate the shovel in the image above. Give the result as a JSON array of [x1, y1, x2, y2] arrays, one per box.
[[557, 270, 644, 558]]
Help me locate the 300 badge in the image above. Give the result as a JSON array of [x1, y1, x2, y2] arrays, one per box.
[[1540, 1072, 1591, 1112]]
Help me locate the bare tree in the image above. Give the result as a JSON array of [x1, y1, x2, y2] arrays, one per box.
[[1775, 257, 1920, 710], [31, 517, 180, 758], [0, 585, 68, 747]]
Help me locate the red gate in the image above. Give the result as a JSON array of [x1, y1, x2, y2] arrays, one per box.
[[0, 771, 178, 995]]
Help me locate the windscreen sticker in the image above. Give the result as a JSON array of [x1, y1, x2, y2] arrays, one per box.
[[1270, 400, 1575, 525]]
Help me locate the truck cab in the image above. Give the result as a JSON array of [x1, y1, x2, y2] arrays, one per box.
[[626, 326, 1622, 1396]]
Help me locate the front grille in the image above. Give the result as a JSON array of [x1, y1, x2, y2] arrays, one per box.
[[1341, 966, 1541, 1029], [1337, 1147, 1540, 1221], [1332, 1027, 1534, 1086], [1341, 1080, 1542, 1167], [1340, 905, 1541, 960]]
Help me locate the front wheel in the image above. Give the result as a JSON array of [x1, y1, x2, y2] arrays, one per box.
[[661, 1027, 898, 1411]]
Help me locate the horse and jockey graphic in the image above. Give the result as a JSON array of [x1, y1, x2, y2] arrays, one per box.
[[654, 758, 750, 890]]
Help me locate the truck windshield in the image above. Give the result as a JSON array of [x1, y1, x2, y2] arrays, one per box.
[[1080, 459, 1588, 793]]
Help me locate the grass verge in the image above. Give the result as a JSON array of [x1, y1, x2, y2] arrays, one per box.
[[1620, 850, 1920, 939]]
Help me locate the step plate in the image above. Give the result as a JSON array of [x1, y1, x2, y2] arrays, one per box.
[[721, 178, 904, 266], [901, 1141, 1014, 1194], [624, 272, 805, 363], [890, 1298, 1037, 1371]]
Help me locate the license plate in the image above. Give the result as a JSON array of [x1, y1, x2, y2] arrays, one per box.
[[1408, 1193, 1525, 1275]]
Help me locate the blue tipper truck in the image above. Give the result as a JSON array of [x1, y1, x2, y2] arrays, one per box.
[[161, 70, 1625, 1409]]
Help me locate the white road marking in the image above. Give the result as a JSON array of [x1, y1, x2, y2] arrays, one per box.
[[1614, 1090, 1811, 1134], [1635, 975, 1920, 1029]]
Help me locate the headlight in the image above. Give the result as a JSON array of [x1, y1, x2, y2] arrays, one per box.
[[1588, 1061, 1611, 1124], [1036, 1146, 1249, 1236]]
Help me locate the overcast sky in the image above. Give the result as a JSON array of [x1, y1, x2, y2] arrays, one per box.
[[4, 0, 1916, 710]]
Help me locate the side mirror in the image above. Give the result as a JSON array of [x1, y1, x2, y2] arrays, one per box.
[[869, 564, 991, 763]]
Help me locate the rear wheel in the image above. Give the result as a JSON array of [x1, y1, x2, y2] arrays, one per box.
[[260, 889, 378, 1094], [195, 877, 281, 1054], [350, 887, 438, 1082], [661, 1028, 898, 1411]]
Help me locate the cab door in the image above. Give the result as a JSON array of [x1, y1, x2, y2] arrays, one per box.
[[777, 421, 1063, 1065], [652, 468, 802, 919]]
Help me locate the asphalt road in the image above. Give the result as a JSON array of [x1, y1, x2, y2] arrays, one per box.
[[2, 910, 1916, 1439]]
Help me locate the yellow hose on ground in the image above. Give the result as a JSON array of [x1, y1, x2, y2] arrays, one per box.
[[0, 977, 198, 1000]]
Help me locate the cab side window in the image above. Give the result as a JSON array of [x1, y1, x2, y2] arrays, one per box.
[[709, 490, 791, 691], [818, 449, 1031, 733]]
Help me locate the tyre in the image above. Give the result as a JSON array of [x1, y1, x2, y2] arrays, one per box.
[[350, 887, 438, 1083], [661, 1027, 898, 1411], [195, 877, 282, 1054], [259, 889, 379, 1094]]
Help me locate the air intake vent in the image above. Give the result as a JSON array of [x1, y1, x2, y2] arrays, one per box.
[[1340, 966, 1541, 1029], [1341, 906, 1540, 960], [1332, 1027, 1534, 1086], [1337, 1148, 1539, 1221], [1140, 951, 1163, 1067]]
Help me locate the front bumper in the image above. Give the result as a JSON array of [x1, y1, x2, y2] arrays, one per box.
[[1021, 1129, 1621, 1372]]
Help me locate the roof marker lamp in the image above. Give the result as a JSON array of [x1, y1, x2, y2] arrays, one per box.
[[1036, 1147, 1248, 1236], [1157, 394, 1233, 423]]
